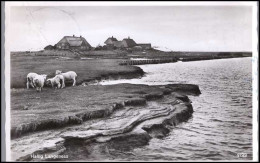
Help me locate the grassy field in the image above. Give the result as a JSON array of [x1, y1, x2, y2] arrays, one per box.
[[11, 83, 178, 138], [11, 84, 164, 124], [11, 82, 200, 138], [12, 49, 252, 58], [11, 49, 251, 88], [11, 54, 143, 88]]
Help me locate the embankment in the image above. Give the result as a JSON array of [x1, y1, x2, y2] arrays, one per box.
[[119, 58, 178, 65], [180, 55, 250, 62], [11, 84, 200, 139], [11, 83, 201, 161], [119, 53, 251, 66]]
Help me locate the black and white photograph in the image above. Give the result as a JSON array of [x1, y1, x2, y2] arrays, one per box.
[[2, 1, 259, 162]]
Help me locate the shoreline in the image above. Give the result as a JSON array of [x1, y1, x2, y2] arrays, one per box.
[[11, 84, 201, 139], [12, 84, 201, 161]]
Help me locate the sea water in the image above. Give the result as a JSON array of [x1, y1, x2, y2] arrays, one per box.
[[100, 57, 253, 160]]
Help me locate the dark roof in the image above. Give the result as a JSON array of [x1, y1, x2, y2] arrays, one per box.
[[44, 45, 55, 50], [58, 36, 92, 47], [122, 38, 137, 48], [104, 36, 118, 45]]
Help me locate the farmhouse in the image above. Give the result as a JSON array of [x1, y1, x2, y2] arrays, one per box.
[[104, 36, 137, 49], [122, 37, 137, 48], [104, 36, 118, 46], [55, 35, 92, 51], [104, 36, 151, 50]]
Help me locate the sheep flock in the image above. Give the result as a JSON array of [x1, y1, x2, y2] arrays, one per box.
[[26, 70, 77, 92]]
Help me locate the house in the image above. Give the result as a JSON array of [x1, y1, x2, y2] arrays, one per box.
[[104, 36, 118, 46], [55, 35, 92, 51], [121, 37, 137, 48], [104, 36, 137, 48], [103, 36, 151, 50]]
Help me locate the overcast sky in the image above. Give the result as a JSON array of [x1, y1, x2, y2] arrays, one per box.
[[10, 5, 252, 52]]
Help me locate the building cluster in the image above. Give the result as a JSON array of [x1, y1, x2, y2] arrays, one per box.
[[103, 36, 151, 50], [45, 35, 152, 51]]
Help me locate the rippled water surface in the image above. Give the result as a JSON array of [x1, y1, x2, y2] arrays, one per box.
[[100, 58, 252, 160]]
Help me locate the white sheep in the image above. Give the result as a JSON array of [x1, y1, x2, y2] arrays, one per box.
[[27, 72, 47, 89], [46, 74, 65, 89], [32, 74, 47, 92], [55, 70, 77, 86], [26, 72, 38, 89]]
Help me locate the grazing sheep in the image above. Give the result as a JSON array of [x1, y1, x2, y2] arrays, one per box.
[[55, 70, 77, 86], [26, 72, 38, 89], [32, 74, 47, 92], [46, 74, 65, 89]]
